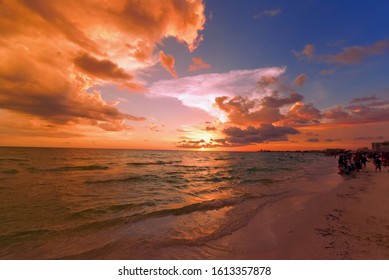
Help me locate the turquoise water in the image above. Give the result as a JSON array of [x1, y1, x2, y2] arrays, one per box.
[[0, 147, 336, 259]]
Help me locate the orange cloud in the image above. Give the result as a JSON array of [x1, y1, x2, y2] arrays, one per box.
[[215, 96, 281, 125], [74, 52, 132, 81], [325, 40, 389, 64], [159, 50, 178, 78], [349, 94, 378, 104], [283, 102, 322, 126], [214, 90, 306, 126], [293, 74, 307, 87], [176, 123, 300, 149], [0, 0, 205, 136], [296, 40, 389, 64], [257, 75, 279, 90], [221, 124, 299, 145], [261, 92, 304, 107], [303, 44, 315, 57], [323, 95, 389, 124], [323, 105, 350, 121], [293, 44, 315, 61], [188, 57, 211, 71]]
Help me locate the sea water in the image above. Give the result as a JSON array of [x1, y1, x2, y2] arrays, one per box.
[[0, 147, 337, 259]]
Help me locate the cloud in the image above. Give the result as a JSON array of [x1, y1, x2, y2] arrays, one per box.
[[296, 40, 389, 64], [221, 124, 299, 145], [344, 104, 389, 123], [253, 9, 282, 19], [257, 75, 279, 90], [305, 132, 319, 137], [74, 52, 132, 80], [205, 126, 217, 131], [325, 138, 342, 142], [176, 139, 210, 149], [349, 95, 378, 104], [323, 95, 389, 124], [16, 0, 206, 55], [283, 102, 322, 126], [0, 0, 205, 134], [323, 105, 350, 121], [19, 0, 100, 54], [149, 67, 286, 119], [354, 136, 384, 140], [294, 44, 315, 61], [214, 95, 283, 125], [168, 66, 388, 149], [213, 89, 313, 127], [176, 123, 299, 148], [293, 74, 308, 87], [261, 92, 304, 107], [160, 50, 178, 78], [0, 72, 145, 130], [303, 44, 315, 57], [0, 110, 85, 138], [188, 57, 211, 71], [154, 67, 320, 129], [325, 40, 389, 64]]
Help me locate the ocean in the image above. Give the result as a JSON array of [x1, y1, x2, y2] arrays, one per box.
[[0, 147, 338, 259]]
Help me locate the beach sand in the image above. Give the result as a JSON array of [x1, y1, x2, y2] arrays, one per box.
[[226, 163, 389, 260]]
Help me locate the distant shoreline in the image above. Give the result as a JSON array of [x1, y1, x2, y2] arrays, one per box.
[[0, 145, 351, 153]]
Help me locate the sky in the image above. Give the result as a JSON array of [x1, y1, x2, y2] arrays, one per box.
[[0, 0, 388, 151]]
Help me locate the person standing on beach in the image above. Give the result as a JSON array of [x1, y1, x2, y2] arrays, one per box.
[[361, 154, 368, 170], [338, 154, 345, 172], [374, 157, 382, 172]]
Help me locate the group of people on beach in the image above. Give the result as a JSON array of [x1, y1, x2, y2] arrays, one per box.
[[337, 152, 389, 175]]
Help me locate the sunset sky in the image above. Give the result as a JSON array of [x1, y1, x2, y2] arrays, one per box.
[[1, 0, 388, 151]]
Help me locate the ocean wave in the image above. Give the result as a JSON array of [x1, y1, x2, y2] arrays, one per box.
[[127, 160, 182, 166], [193, 185, 232, 196], [140, 194, 261, 219], [86, 174, 160, 184], [156, 194, 289, 249], [53, 165, 109, 171], [0, 158, 29, 162], [171, 165, 197, 168], [67, 216, 128, 232], [172, 165, 210, 172], [1, 169, 19, 174], [70, 201, 157, 219], [241, 178, 275, 185], [28, 165, 109, 172], [0, 229, 55, 247], [246, 167, 274, 173], [204, 176, 239, 182], [165, 171, 186, 175], [214, 157, 235, 161], [68, 194, 264, 233]]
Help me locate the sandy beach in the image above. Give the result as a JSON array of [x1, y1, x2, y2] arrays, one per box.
[[227, 162, 389, 260]]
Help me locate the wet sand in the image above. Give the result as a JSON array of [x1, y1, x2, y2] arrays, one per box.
[[229, 163, 389, 259]]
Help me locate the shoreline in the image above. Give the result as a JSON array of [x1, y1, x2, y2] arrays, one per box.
[[226, 162, 389, 260]]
